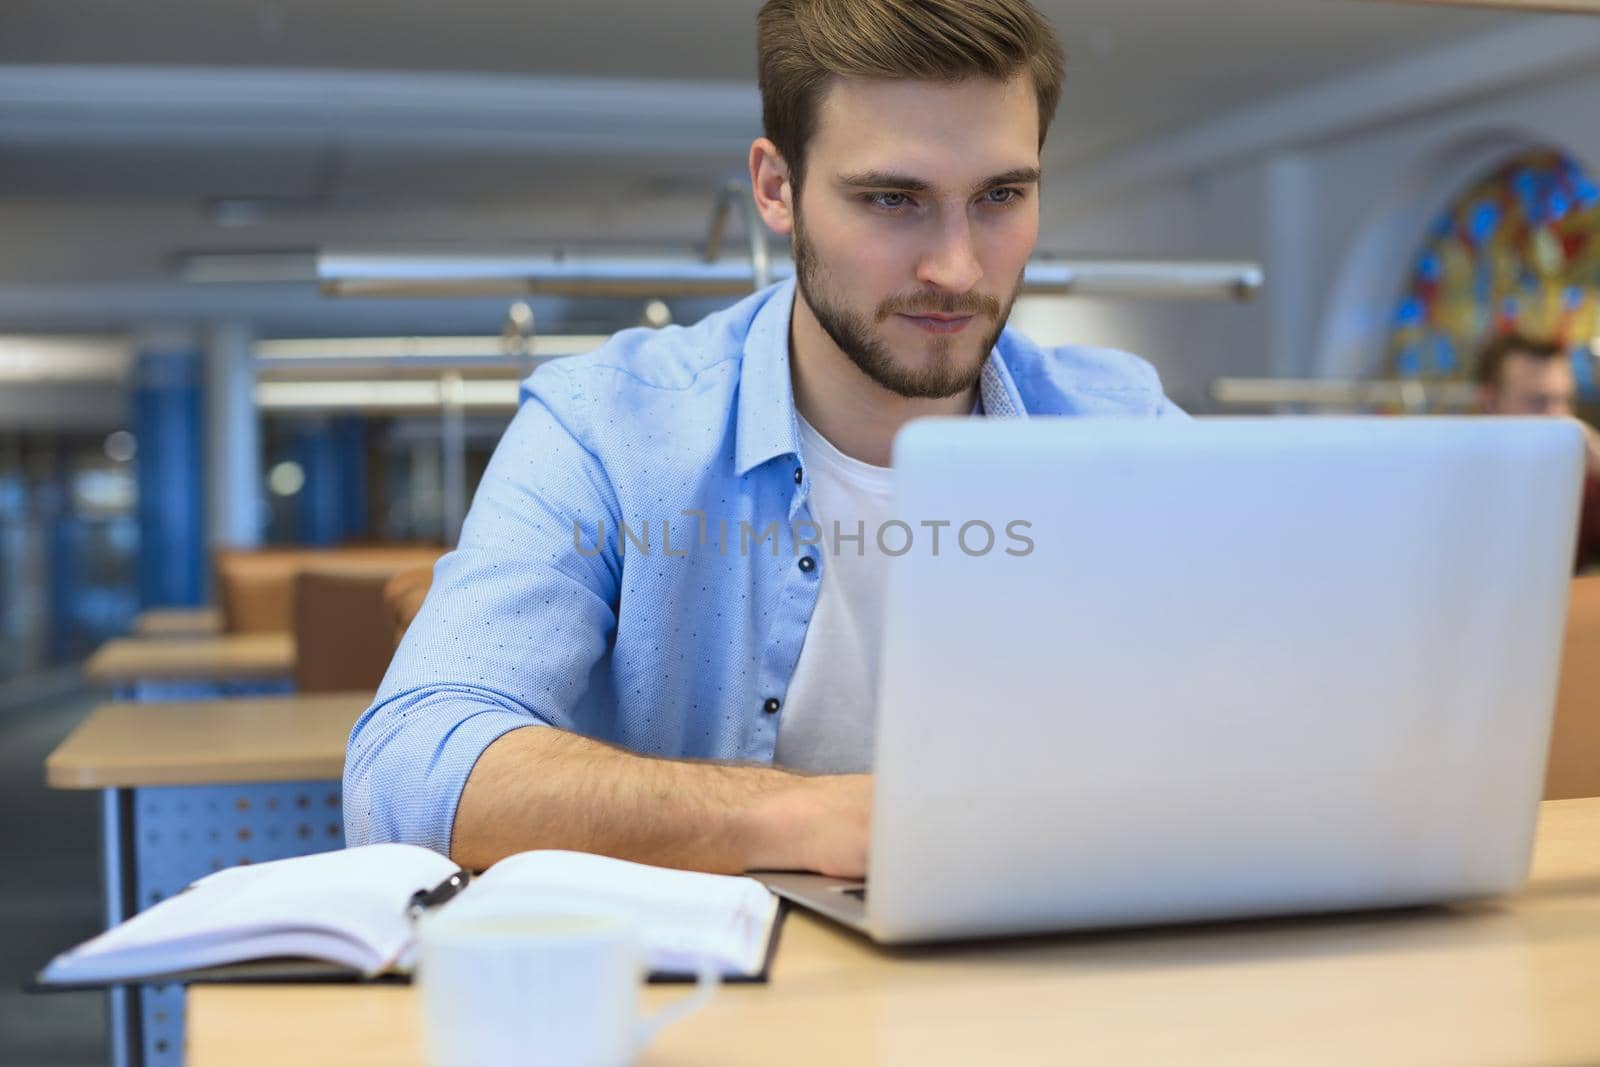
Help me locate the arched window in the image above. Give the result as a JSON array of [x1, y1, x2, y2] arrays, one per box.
[[1386, 149, 1600, 403]]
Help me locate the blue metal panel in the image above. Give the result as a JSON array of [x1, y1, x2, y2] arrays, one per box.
[[134, 350, 205, 606], [332, 416, 369, 540], [132, 780, 346, 1067], [46, 452, 79, 661], [293, 416, 367, 545]]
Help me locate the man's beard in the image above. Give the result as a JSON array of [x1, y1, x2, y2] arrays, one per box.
[[792, 214, 1020, 400]]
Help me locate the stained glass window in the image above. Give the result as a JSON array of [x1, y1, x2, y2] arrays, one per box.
[[1386, 149, 1600, 404]]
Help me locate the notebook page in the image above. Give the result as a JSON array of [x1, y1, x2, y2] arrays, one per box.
[[453, 851, 779, 976], [43, 844, 456, 982], [42, 929, 384, 984]]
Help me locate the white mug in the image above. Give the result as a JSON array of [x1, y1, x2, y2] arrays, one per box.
[[416, 911, 719, 1067]]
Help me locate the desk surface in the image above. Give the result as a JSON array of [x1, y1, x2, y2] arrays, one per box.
[[132, 607, 224, 637], [45, 692, 370, 788], [188, 798, 1600, 1067], [84, 633, 295, 684]]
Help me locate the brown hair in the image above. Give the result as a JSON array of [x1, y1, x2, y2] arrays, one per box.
[[756, 0, 1066, 190], [1474, 332, 1565, 388]]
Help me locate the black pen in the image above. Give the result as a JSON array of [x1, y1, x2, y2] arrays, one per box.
[[406, 868, 472, 919]]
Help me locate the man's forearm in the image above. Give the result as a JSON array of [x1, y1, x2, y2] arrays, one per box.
[[450, 725, 869, 875]]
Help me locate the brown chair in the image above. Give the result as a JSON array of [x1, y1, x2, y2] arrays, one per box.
[[292, 567, 411, 693], [214, 546, 444, 634], [382, 564, 436, 649], [1545, 575, 1600, 800], [213, 548, 306, 634]]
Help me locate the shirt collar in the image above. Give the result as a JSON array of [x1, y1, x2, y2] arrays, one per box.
[[735, 279, 804, 477], [734, 278, 1028, 477], [979, 341, 1026, 417]]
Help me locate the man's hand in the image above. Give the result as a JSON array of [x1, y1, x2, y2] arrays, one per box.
[[745, 774, 873, 879], [452, 725, 874, 877]]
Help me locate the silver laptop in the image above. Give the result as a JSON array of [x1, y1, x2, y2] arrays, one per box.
[[761, 417, 1585, 943]]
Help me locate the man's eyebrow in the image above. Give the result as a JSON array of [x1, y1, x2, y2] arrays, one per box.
[[979, 167, 1041, 190], [835, 167, 1042, 194], [837, 171, 934, 192]]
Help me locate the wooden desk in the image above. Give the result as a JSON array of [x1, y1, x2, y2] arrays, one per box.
[[187, 799, 1600, 1067], [46, 692, 370, 788], [132, 608, 223, 638], [85, 633, 295, 690], [48, 691, 369, 1067]]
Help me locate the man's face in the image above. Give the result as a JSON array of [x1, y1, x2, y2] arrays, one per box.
[[789, 75, 1041, 400], [1486, 352, 1576, 416]]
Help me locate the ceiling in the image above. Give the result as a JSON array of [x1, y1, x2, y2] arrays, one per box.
[[0, 0, 1516, 167], [0, 0, 1562, 335]]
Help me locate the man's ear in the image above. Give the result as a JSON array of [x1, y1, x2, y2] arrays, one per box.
[[749, 138, 795, 237]]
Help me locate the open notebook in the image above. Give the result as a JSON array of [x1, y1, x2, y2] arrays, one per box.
[[37, 844, 783, 986]]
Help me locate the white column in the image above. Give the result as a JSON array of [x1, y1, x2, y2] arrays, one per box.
[[1265, 153, 1316, 382], [440, 372, 467, 547], [205, 322, 263, 551]]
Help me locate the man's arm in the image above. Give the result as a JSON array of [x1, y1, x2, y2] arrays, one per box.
[[346, 370, 871, 877], [453, 726, 871, 876]]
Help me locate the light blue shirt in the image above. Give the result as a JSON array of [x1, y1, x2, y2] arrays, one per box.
[[344, 279, 1184, 855]]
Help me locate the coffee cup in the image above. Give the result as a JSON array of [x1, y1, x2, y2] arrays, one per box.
[[417, 911, 718, 1067]]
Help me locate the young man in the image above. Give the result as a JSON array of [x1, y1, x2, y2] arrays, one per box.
[[1476, 333, 1600, 571], [344, 0, 1182, 877]]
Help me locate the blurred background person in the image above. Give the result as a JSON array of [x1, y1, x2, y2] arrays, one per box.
[[1476, 333, 1600, 573]]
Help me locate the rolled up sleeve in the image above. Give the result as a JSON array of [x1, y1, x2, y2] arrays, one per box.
[[344, 368, 622, 855]]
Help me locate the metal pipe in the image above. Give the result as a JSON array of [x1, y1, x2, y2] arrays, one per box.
[[702, 182, 737, 266], [319, 251, 777, 299], [1212, 377, 1481, 410], [702, 180, 772, 290], [440, 372, 468, 545], [740, 186, 772, 289], [102, 788, 140, 1067], [256, 378, 520, 413], [317, 251, 1263, 302], [1022, 259, 1264, 300]]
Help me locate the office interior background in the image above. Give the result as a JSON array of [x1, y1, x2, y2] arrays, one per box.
[[3, 1, 1599, 1064]]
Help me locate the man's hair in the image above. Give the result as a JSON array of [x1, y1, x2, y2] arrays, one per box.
[[756, 0, 1066, 190], [1474, 332, 1565, 388]]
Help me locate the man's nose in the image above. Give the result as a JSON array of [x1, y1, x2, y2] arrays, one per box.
[[915, 217, 983, 294]]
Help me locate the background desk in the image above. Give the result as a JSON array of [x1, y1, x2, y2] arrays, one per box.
[[187, 798, 1600, 1067], [47, 691, 370, 1067], [131, 608, 223, 639], [47, 692, 364, 789], [84, 633, 295, 700]]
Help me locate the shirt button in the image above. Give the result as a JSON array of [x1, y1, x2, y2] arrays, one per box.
[[798, 555, 816, 574], [794, 467, 803, 486], [763, 698, 781, 714]]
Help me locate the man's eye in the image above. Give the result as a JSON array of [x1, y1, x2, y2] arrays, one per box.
[[984, 187, 1023, 205], [868, 192, 912, 210]]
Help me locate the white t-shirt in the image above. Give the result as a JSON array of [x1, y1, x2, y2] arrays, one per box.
[[774, 412, 896, 774]]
